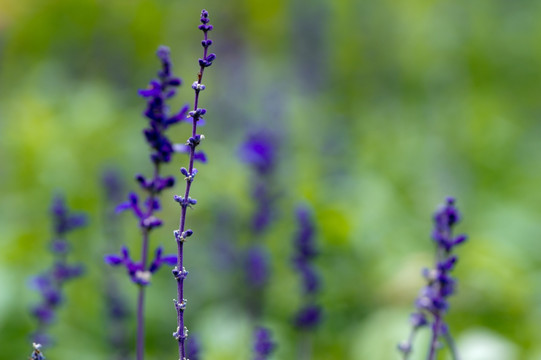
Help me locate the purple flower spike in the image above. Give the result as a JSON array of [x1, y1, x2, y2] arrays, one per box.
[[399, 198, 468, 360], [30, 195, 87, 347], [172, 9, 216, 360]]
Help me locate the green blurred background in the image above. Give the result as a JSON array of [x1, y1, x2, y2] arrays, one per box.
[[2, 0, 541, 359]]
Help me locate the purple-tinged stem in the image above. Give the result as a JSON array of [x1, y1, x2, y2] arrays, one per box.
[[175, 10, 214, 359], [136, 164, 159, 360], [136, 229, 150, 360], [427, 315, 441, 360]]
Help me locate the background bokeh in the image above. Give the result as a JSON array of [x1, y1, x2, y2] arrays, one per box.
[[2, 0, 541, 359]]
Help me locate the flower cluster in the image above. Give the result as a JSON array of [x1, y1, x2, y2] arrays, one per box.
[[292, 205, 322, 330], [105, 45, 184, 286], [398, 197, 467, 360], [139, 47, 189, 164], [253, 327, 276, 360], [172, 9, 216, 360], [29, 195, 86, 346]]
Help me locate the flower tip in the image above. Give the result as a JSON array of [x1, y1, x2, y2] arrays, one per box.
[[156, 45, 171, 60]]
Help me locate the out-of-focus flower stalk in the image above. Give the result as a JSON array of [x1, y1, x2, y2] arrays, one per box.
[[29, 195, 86, 347], [398, 197, 468, 360]]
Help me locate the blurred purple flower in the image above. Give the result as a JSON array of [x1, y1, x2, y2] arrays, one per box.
[[399, 197, 468, 360], [253, 327, 276, 360], [29, 195, 86, 347], [294, 304, 322, 329], [245, 246, 270, 288], [239, 130, 279, 176]]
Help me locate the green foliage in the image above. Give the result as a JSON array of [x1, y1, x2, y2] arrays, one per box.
[[1, 0, 541, 359]]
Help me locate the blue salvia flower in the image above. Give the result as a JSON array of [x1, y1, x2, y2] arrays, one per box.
[[104, 45, 184, 360], [292, 205, 322, 330], [29, 343, 45, 360], [29, 195, 86, 347], [398, 197, 468, 360], [253, 327, 276, 360], [172, 9, 216, 360]]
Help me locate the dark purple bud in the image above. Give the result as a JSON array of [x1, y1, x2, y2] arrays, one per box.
[[174, 195, 184, 203], [169, 77, 182, 86], [185, 229, 194, 237], [205, 53, 216, 63], [200, 9, 209, 23], [188, 198, 197, 205], [180, 167, 189, 176]]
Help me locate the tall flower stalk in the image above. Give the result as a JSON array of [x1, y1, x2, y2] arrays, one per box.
[[104, 46, 186, 360], [29, 195, 86, 347], [398, 197, 468, 360], [172, 9, 216, 359], [239, 129, 279, 318], [102, 169, 130, 360]]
